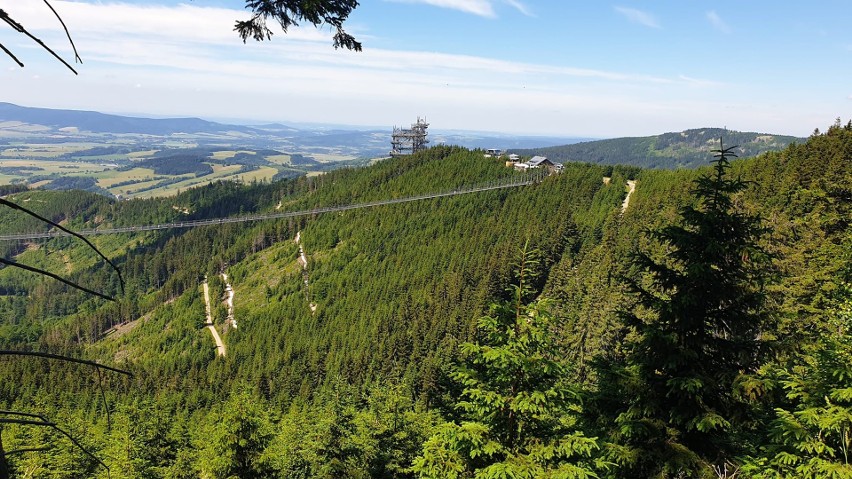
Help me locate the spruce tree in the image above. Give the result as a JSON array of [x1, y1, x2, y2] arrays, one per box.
[[413, 245, 602, 478], [612, 140, 771, 477], [740, 286, 852, 478]]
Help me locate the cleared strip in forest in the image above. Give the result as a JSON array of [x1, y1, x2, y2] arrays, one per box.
[[0, 173, 545, 241], [202, 277, 226, 357]]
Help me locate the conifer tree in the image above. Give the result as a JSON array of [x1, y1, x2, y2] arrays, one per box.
[[200, 385, 276, 479], [413, 245, 602, 478], [611, 140, 771, 477], [740, 285, 852, 478]]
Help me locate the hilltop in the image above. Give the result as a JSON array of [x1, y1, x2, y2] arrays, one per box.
[[513, 127, 806, 169]]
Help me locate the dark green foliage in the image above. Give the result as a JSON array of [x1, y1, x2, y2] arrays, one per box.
[[39, 176, 111, 196], [605, 140, 773, 477], [236, 0, 362, 51], [132, 154, 214, 176], [413, 247, 602, 478]]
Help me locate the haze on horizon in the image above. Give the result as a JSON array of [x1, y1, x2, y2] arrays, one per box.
[[0, 1, 848, 138]]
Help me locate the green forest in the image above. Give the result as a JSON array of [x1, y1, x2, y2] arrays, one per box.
[[0, 121, 850, 478], [514, 128, 806, 169]]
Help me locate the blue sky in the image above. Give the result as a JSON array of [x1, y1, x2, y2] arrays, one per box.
[[0, 1, 849, 137]]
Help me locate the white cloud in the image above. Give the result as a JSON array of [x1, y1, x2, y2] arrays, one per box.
[[614, 6, 660, 29], [0, 1, 737, 136], [706, 11, 732, 34]]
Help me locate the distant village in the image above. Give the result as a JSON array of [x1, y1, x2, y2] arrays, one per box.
[[390, 117, 563, 174]]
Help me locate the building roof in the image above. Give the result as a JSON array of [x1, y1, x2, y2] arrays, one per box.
[[527, 156, 553, 167]]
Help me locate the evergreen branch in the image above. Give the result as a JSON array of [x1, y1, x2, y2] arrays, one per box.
[[0, 198, 124, 293]]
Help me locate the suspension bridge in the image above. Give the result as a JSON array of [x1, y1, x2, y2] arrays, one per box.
[[0, 173, 546, 242]]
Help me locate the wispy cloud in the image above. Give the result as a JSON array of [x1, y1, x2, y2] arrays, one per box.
[[385, 0, 533, 18], [503, 0, 534, 17], [386, 0, 497, 18], [678, 75, 723, 88], [706, 11, 731, 34], [614, 6, 660, 29]]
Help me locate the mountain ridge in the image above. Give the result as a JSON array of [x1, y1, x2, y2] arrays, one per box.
[[513, 127, 807, 169], [0, 102, 269, 136]]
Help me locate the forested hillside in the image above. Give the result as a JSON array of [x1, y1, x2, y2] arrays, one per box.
[[514, 127, 806, 169], [0, 123, 849, 478]]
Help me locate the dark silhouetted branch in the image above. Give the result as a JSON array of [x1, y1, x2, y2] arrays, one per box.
[[236, 0, 362, 51], [0, 198, 125, 293], [0, 42, 23, 67], [0, 7, 78, 74], [0, 350, 132, 377], [41, 0, 81, 64], [5, 446, 50, 456], [0, 257, 114, 301], [0, 351, 131, 434], [0, 412, 110, 478]]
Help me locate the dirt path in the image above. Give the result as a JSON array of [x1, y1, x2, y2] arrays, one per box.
[[621, 180, 636, 214], [202, 277, 226, 357], [222, 272, 236, 329], [295, 231, 317, 313]]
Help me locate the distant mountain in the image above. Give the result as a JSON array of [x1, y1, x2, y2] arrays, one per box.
[[0, 102, 266, 136], [512, 128, 807, 169], [0, 103, 583, 156]]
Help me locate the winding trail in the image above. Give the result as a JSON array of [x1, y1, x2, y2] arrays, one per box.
[[202, 277, 226, 357], [621, 180, 636, 214]]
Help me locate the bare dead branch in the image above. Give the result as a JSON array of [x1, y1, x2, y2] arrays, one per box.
[[41, 0, 81, 64], [0, 41, 24, 67], [0, 9, 78, 74], [0, 350, 132, 377], [0, 257, 114, 301], [0, 413, 110, 478], [0, 198, 125, 294], [5, 446, 50, 456]]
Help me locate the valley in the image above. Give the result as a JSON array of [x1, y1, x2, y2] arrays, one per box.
[[0, 103, 582, 200]]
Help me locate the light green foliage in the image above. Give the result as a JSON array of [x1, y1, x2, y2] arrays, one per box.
[[199, 385, 276, 479], [413, 246, 602, 478], [272, 381, 436, 479], [742, 287, 852, 478]]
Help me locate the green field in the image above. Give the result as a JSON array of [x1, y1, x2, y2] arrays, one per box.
[[0, 141, 341, 198]]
